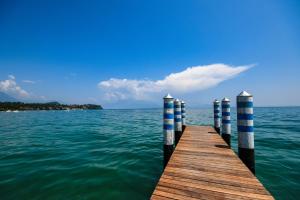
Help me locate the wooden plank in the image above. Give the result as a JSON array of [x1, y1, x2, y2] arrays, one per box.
[[167, 163, 253, 178], [164, 167, 262, 186], [151, 195, 172, 200], [157, 181, 269, 200], [159, 176, 270, 197], [162, 172, 266, 191], [151, 125, 274, 200]]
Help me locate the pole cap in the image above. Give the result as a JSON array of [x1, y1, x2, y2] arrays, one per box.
[[174, 98, 180, 102], [181, 100, 185, 104], [222, 97, 230, 102], [238, 91, 252, 97], [163, 93, 173, 99], [213, 99, 220, 103]]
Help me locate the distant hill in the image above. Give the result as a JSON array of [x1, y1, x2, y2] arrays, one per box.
[[46, 101, 61, 105], [0, 92, 18, 102]]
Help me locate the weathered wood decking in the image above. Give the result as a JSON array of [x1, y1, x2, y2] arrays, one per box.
[[151, 125, 274, 200]]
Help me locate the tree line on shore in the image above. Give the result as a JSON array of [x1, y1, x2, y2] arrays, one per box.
[[0, 102, 102, 111]]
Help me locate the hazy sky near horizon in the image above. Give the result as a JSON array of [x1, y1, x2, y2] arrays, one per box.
[[0, 0, 299, 108]]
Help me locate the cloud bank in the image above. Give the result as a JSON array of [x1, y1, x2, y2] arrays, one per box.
[[0, 75, 30, 98], [98, 63, 252, 101]]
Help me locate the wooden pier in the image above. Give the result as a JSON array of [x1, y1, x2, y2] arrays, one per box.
[[151, 125, 274, 200]]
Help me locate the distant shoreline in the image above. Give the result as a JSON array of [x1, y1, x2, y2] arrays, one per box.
[[0, 102, 102, 112], [102, 106, 300, 110]]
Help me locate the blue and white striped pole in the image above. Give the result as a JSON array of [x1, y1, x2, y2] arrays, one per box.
[[237, 91, 255, 174], [163, 94, 175, 167], [213, 99, 221, 134], [174, 99, 182, 145], [181, 100, 186, 131], [221, 98, 231, 146]]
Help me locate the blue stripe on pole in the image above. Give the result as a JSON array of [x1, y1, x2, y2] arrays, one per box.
[[222, 112, 230, 116], [237, 102, 253, 108], [164, 103, 173, 108], [175, 118, 181, 122], [214, 105, 220, 109], [237, 114, 253, 120], [238, 125, 254, 132], [214, 110, 220, 113], [174, 105, 181, 108], [214, 114, 221, 118], [222, 119, 231, 124], [174, 111, 181, 115], [164, 113, 174, 119], [163, 124, 174, 130], [222, 104, 230, 108]]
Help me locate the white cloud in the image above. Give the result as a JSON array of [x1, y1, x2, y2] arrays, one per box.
[[0, 75, 30, 98], [23, 80, 36, 84], [98, 63, 252, 101]]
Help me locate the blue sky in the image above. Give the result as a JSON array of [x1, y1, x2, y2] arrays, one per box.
[[0, 0, 299, 108]]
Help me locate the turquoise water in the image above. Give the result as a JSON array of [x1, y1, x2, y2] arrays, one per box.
[[0, 108, 299, 199]]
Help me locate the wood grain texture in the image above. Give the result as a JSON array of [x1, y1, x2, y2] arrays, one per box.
[[151, 125, 274, 200]]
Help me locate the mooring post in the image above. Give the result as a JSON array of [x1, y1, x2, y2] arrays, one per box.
[[181, 100, 186, 131], [221, 98, 231, 146], [237, 91, 255, 174], [174, 99, 182, 146], [163, 94, 175, 167], [213, 99, 221, 134]]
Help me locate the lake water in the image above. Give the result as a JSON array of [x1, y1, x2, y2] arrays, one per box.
[[0, 107, 299, 199]]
